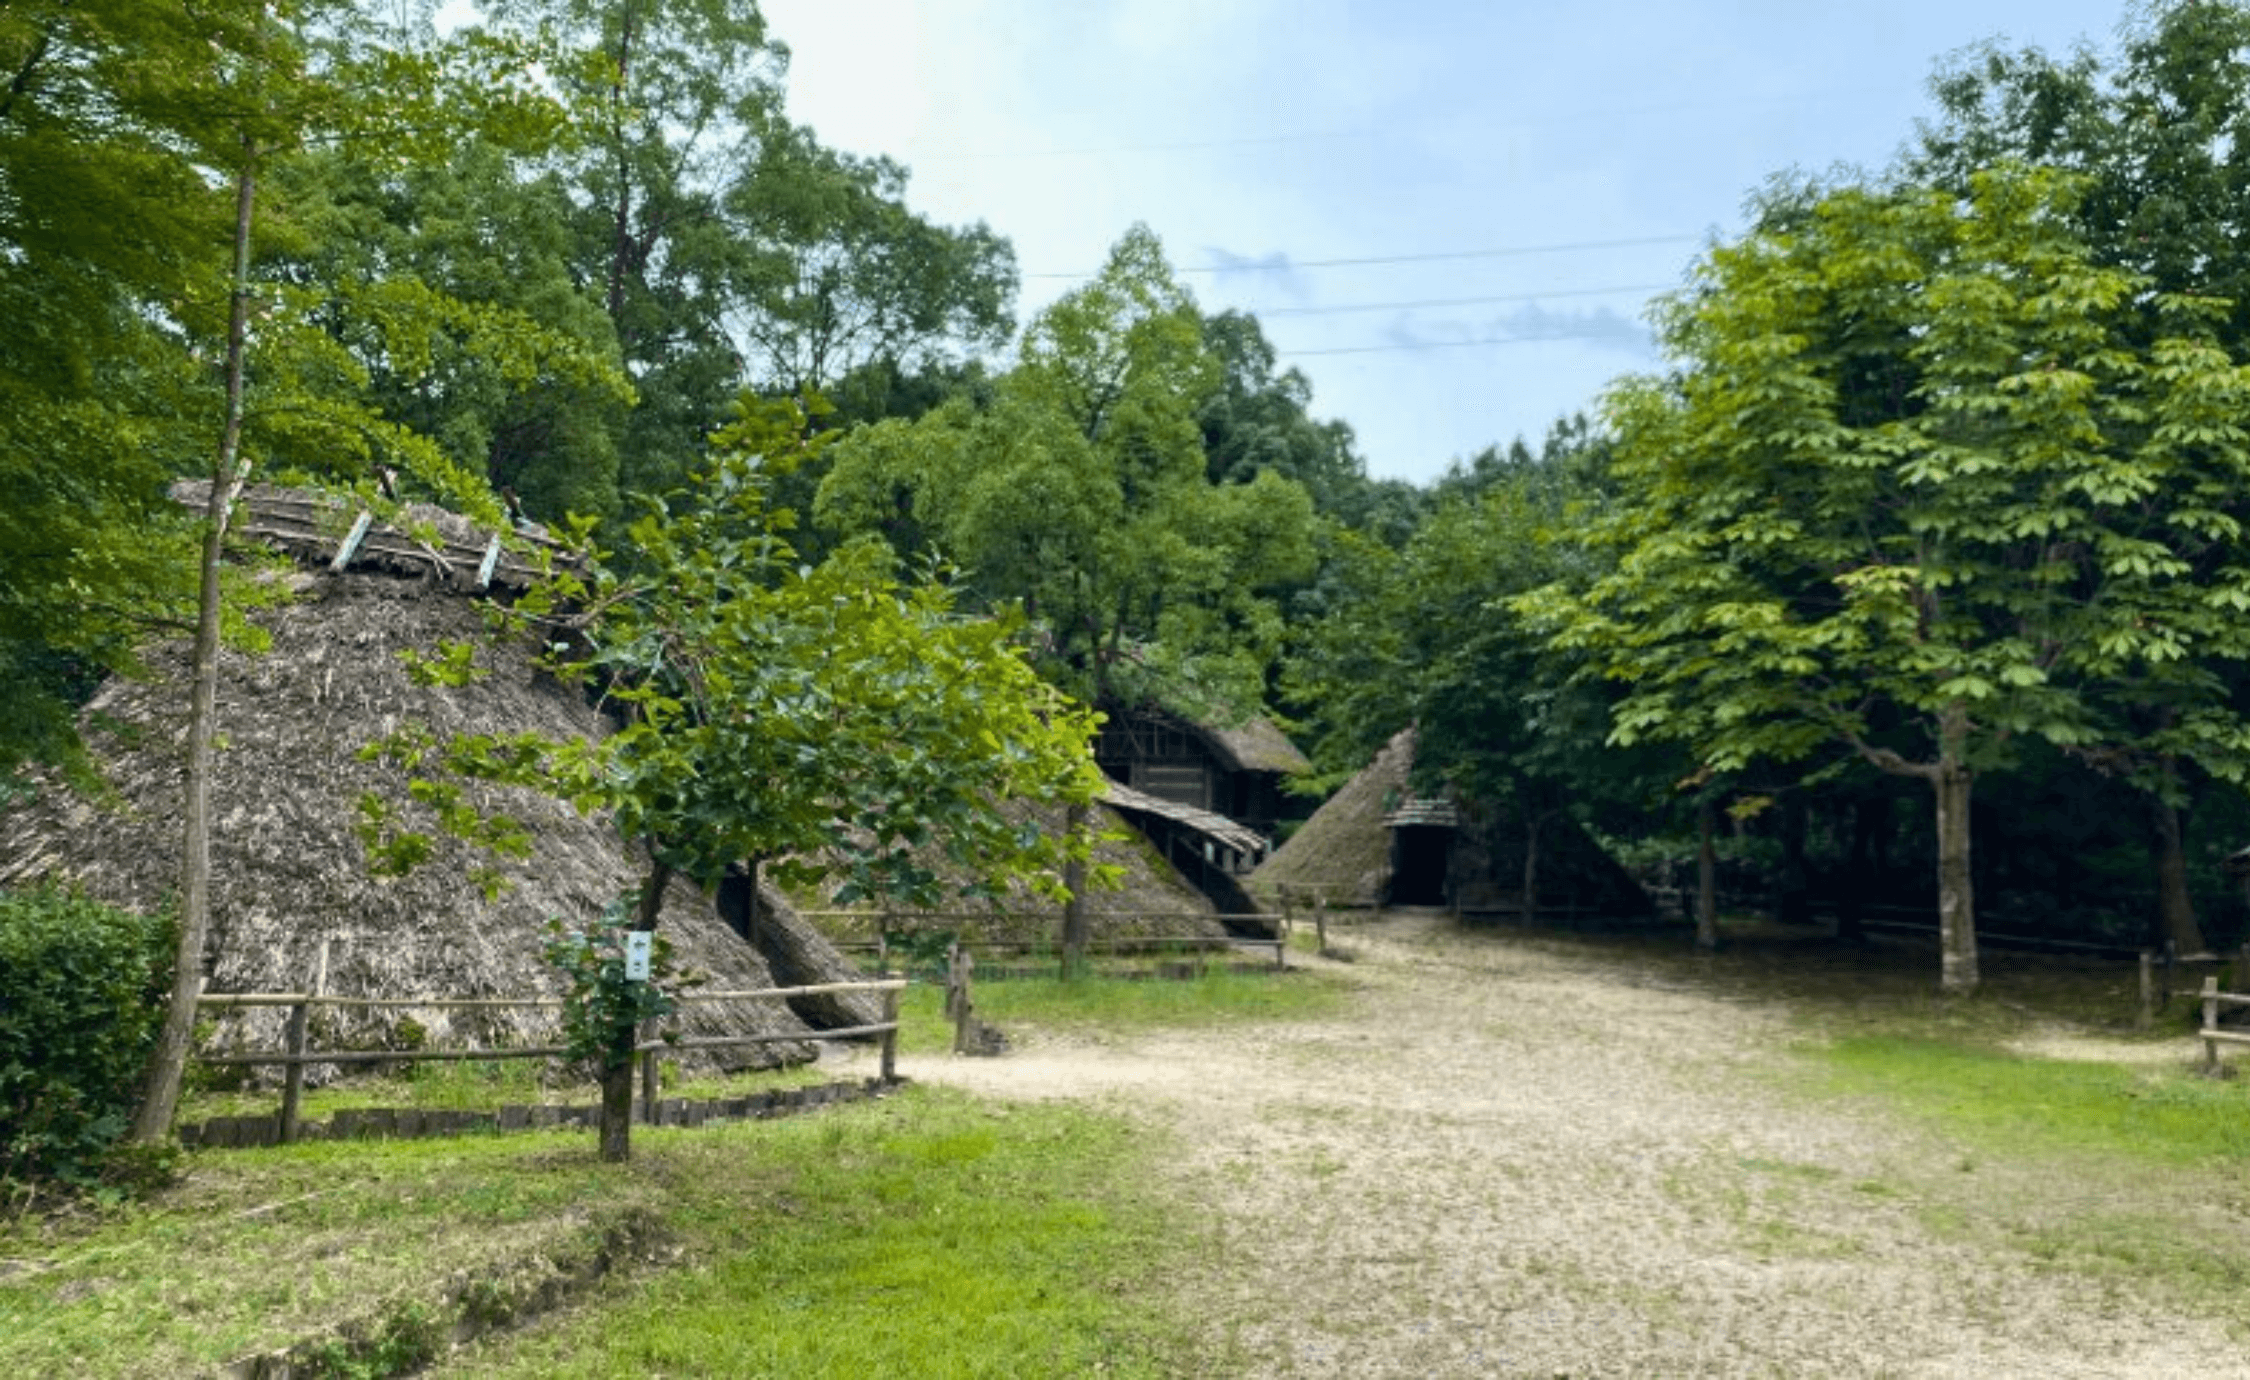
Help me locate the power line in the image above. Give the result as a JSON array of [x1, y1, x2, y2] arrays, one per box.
[[1248, 282, 1675, 318], [1023, 234, 1702, 281], [908, 129, 1372, 161], [1276, 330, 1654, 358]]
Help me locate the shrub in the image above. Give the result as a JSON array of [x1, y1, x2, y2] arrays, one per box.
[[0, 885, 175, 1194]]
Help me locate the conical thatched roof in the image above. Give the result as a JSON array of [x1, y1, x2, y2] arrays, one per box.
[[1248, 727, 1417, 906], [0, 568, 824, 1075], [1249, 726, 1654, 918], [785, 794, 1231, 947]]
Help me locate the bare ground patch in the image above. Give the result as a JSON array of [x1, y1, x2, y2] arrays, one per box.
[[872, 913, 2249, 1378]]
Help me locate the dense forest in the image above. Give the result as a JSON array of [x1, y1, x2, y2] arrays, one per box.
[[16, 0, 2250, 1007]]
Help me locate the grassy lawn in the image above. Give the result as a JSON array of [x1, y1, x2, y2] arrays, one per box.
[[895, 962, 1349, 1055], [4, 965, 1336, 1377]]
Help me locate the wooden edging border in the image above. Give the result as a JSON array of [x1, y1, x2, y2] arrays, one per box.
[[178, 1076, 905, 1151]]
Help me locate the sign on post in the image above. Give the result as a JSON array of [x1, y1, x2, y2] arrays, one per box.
[[624, 931, 653, 982]]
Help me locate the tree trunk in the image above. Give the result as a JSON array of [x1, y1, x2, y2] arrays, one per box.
[[1695, 797, 1719, 950], [1934, 758, 1978, 996], [742, 856, 764, 949], [1061, 799, 1089, 978], [133, 142, 260, 1145], [596, 857, 671, 1163], [603, 5, 639, 324], [1777, 791, 1811, 925], [598, 1048, 635, 1163], [2151, 787, 2204, 955], [1521, 812, 1543, 925], [1837, 795, 1887, 944]]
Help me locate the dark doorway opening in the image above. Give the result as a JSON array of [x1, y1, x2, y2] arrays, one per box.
[[1389, 825, 1452, 906]]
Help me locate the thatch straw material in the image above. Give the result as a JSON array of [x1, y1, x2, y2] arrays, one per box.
[[169, 479, 572, 592], [1204, 718, 1312, 776], [794, 795, 1229, 948], [1249, 728, 1417, 906], [0, 570, 822, 1079]]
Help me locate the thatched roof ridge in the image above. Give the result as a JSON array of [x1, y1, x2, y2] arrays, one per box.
[[1201, 717, 1312, 776], [171, 478, 573, 592], [0, 571, 822, 1077], [1247, 726, 1417, 906], [791, 794, 1226, 946]]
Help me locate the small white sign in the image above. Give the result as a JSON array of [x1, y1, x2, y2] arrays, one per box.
[[624, 931, 653, 982]]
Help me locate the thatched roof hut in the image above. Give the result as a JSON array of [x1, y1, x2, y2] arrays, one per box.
[[0, 564, 828, 1076], [1250, 726, 1653, 918], [1249, 728, 1418, 907], [783, 793, 1231, 949]]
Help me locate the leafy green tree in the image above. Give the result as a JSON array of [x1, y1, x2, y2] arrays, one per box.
[[725, 118, 1016, 395], [111, 2, 619, 1144], [0, 1, 251, 777], [273, 137, 634, 525], [818, 226, 1318, 966], [365, 394, 1110, 1159], [1290, 437, 1664, 918], [1524, 165, 2250, 994], [1902, 0, 2250, 953], [818, 226, 1318, 715], [470, 0, 1016, 501]]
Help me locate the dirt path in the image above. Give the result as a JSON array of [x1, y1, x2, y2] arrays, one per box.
[[874, 912, 2247, 1378]]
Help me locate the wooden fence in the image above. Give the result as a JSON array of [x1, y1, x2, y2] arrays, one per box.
[[192, 977, 908, 1145], [798, 908, 1291, 971], [2138, 942, 2250, 1027], [2197, 975, 2250, 1073]]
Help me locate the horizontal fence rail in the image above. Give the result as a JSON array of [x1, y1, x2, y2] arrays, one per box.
[[191, 978, 908, 1144], [799, 908, 1293, 970]]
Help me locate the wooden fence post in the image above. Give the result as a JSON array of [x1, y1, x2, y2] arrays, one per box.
[[1314, 892, 1329, 956], [949, 945, 976, 1055], [2203, 975, 2222, 1075], [879, 976, 900, 1085], [2139, 951, 2155, 1030], [637, 1018, 659, 1125], [277, 940, 329, 1145]]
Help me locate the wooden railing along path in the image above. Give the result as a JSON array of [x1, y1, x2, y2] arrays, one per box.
[[2196, 975, 2250, 1074], [800, 908, 1292, 970], [191, 976, 907, 1145]]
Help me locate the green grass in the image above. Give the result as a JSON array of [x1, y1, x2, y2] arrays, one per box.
[[894, 964, 1349, 1055], [443, 1093, 1197, 1377], [1810, 1035, 2250, 1167], [4, 966, 1322, 1375], [178, 1053, 835, 1127], [0, 1089, 1203, 1378]]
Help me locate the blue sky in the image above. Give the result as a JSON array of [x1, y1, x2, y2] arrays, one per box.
[[762, 0, 2143, 484]]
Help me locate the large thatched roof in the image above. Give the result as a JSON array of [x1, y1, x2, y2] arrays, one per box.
[[787, 793, 1229, 947], [1203, 718, 1311, 776], [1248, 727, 1417, 906], [0, 569, 825, 1074]]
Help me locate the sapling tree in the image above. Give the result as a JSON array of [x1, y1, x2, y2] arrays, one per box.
[[365, 393, 1112, 1160]]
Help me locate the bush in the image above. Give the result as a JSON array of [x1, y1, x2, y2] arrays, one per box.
[[0, 885, 174, 1194]]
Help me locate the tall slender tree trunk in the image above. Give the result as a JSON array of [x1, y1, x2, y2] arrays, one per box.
[[1777, 791, 1811, 925], [1061, 799, 1089, 978], [1521, 812, 1543, 925], [1933, 750, 1978, 996], [133, 142, 260, 1145], [597, 857, 670, 1164], [2151, 783, 2204, 955], [603, 4, 639, 324], [1695, 797, 1719, 951], [1837, 794, 1887, 945]]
